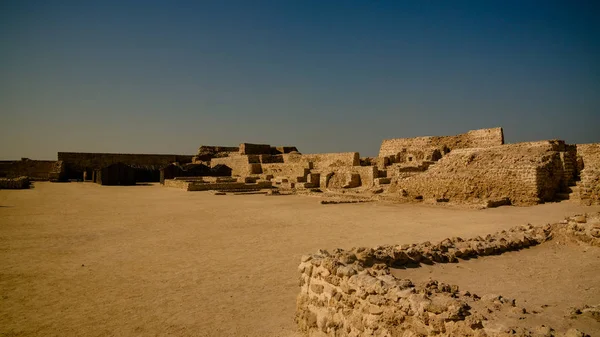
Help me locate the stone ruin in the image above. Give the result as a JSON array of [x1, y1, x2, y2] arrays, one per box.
[[2, 127, 598, 205], [160, 127, 599, 206], [163, 142, 375, 193], [0, 159, 65, 182], [0, 176, 30, 189], [296, 213, 600, 336]]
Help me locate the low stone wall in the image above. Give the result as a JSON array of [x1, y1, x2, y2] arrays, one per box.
[[296, 215, 598, 336], [577, 143, 600, 205], [0, 176, 30, 189], [164, 179, 272, 191], [189, 181, 271, 191], [390, 141, 569, 206], [282, 152, 360, 170], [379, 127, 504, 158], [163, 179, 192, 190]]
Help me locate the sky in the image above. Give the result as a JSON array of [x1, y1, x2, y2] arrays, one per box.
[[1, 0, 599, 159]]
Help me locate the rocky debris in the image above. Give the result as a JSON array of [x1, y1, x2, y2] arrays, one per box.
[[297, 214, 600, 336], [335, 224, 551, 267], [485, 197, 512, 208], [371, 188, 384, 194], [568, 304, 600, 322], [553, 214, 600, 246]]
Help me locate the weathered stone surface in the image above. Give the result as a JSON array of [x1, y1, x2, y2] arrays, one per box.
[[296, 214, 600, 337], [0, 176, 30, 189]]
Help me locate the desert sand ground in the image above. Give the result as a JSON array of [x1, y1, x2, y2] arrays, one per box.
[[1, 182, 599, 336]]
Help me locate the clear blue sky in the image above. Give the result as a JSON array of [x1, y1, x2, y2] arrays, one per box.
[[1, 0, 599, 159]]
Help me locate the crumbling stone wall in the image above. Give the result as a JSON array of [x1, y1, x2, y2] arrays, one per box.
[[0, 176, 30, 189], [559, 145, 578, 187], [210, 155, 262, 176], [193, 145, 239, 162], [48, 161, 66, 181], [282, 152, 360, 170], [296, 216, 599, 336], [261, 163, 311, 180], [0, 159, 64, 181], [379, 127, 504, 158], [297, 224, 551, 336], [390, 141, 569, 206], [577, 143, 600, 205], [318, 166, 377, 189]]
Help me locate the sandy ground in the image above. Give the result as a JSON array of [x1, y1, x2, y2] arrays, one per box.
[[392, 242, 600, 335], [1, 182, 600, 336]]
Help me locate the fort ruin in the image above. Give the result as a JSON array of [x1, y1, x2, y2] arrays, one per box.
[[2, 126, 597, 207], [1, 127, 599, 336], [159, 127, 596, 207]]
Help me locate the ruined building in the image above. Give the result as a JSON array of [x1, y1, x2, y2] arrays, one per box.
[[161, 127, 599, 206], [2, 127, 598, 204]]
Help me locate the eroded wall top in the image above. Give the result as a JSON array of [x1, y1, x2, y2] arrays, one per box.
[[378, 127, 504, 158]]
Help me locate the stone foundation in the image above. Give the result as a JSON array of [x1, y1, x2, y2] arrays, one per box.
[[164, 178, 272, 191], [296, 214, 599, 336]]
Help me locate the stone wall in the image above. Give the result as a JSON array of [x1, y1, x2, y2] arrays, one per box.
[[378, 127, 504, 158], [261, 163, 311, 180], [282, 152, 360, 170], [297, 214, 600, 336], [296, 221, 585, 336], [0, 159, 65, 181], [390, 141, 569, 206], [58, 152, 193, 179], [296, 224, 551, 336], [194, 145, 239, 162], [577, 143, 600, 205], [210, 156, 262, 176], [0, 176, 30, 189], [163, 179, 192, 190], [317, 166, 377, 189]]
